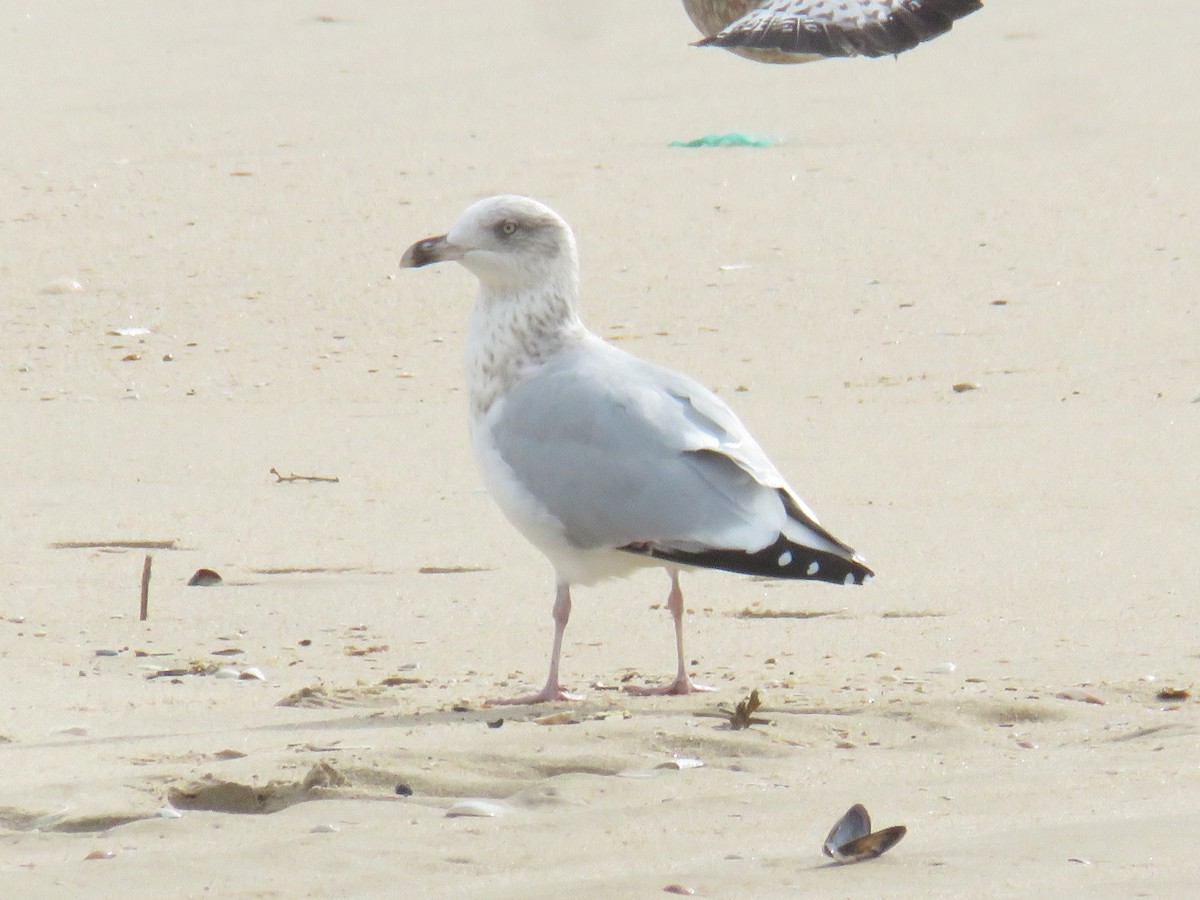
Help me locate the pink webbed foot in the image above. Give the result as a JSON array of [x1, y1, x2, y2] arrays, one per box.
[[485, 684, 585, 706], [625, 571, 714, 697], [625, 675, 715, 697], [486, 583, 580, 706]]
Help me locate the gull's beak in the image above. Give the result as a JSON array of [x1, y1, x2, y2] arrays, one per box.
[[400, 234, 464, 269]]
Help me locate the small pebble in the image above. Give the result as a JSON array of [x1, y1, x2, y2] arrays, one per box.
[[395, 784, 413, 796], [663, 886, 695, 896], [84, 849, 116, 861], [310, 823, 340, 833], [239, 667, 266, 681], [927, 662, 958, 674]]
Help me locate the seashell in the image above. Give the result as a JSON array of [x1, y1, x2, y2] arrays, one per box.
[[41, 277, 84, 294], [84, 849, 117, 860], [310, 823, 340, 833], [534, 712, 579, 726], [1156, 687, 1190, 702], [158, 806, 183, 818], [822, 803, 906, 863], [655, 757, 704, 771], [927, 662, 957, 674], [188, 568, 223, 586], [446, 799, 504, 818], [215, 667, 242, 680], [239, 667, 266, 681]]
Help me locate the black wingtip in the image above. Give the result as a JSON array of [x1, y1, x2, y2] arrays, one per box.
[[622, 536, 873, 586]]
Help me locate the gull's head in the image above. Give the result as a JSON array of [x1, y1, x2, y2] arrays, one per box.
[[400, 195, 577, 291]]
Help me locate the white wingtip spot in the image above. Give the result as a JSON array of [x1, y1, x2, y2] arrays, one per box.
[[844, 572, 855, 586], [806, 561, 819, 576], [777, 550, 793, 567]]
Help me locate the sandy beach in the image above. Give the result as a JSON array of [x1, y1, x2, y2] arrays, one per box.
[[2, 1, 1198, 896]]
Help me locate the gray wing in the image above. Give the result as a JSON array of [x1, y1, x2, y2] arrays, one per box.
[[488, 339, 868, 583], [688, 0, 982, 60]]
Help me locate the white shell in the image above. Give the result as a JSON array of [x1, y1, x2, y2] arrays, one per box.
[[445, 799, 505, 818]]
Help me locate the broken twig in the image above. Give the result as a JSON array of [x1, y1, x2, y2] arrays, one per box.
[[139, 555, 152, 621], [270, 467, 340, 484]]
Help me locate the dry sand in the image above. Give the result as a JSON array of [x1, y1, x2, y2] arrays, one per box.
[[2, 1, 1198, 896]]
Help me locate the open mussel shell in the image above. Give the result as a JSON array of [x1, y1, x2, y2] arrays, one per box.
[[822, 803, 906, 863]]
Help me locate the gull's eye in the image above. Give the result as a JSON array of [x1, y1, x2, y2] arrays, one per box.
[[499, 220, 518, 236]]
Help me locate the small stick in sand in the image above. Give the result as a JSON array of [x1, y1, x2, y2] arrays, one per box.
[[139, 554, 152, 621], [269, 467, 340, 484]]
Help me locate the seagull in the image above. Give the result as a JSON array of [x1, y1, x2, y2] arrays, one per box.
[[681, 0, 982, 65], [400, 195, 872, 705]]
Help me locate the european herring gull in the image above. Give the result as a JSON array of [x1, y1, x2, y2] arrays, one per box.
[[682, 0, 982, 65], [400, 195, 871, 705]]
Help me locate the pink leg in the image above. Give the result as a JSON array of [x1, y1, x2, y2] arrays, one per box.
[[487, 582, 584, 706], [627, 569, 715, 696]]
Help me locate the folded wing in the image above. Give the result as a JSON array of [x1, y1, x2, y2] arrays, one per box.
[[487, 338, 871, 585]]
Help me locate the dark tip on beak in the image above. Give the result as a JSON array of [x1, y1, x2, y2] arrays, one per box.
[[400, 234, 459, 269]]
